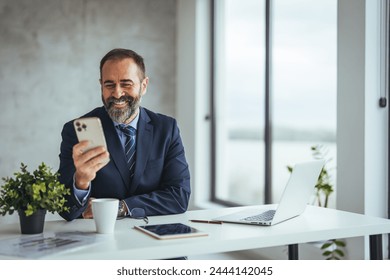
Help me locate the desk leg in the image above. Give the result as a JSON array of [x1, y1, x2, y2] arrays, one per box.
[[288, 244, 299, 260], [369, 234, 383, 260]]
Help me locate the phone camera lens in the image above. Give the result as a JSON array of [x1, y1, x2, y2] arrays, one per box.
[[75, 122, 81, 127]]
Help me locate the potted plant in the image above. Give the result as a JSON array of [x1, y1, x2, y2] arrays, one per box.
[[0, 162, 70, 234]]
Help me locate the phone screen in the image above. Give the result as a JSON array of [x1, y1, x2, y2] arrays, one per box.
[[135, 223, 208, 239], [140, 223, 196, 236]]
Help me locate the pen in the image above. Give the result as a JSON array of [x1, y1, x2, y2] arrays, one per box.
[[189, 219, 223, 224]]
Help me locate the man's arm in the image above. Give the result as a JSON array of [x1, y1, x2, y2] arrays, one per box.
[[58, 121, 109, 221], [58, 122, 86, 221]]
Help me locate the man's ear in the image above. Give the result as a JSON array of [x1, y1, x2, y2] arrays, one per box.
[[141, 77, 149, 96]]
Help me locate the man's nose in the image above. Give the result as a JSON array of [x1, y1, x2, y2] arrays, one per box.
[[112, 84, 125, 98]]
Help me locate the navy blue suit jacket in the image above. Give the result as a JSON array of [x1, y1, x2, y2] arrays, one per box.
[[58, 107, 191, 221]]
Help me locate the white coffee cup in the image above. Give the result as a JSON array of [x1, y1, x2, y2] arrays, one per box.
[[92, 198, 119, 234]]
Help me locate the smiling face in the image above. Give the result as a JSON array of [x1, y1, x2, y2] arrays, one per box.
[[100, 58, 148, 124]]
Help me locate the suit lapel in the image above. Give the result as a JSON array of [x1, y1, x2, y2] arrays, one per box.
[[98, 108, 131, 188], [129, 107, 153, 194]]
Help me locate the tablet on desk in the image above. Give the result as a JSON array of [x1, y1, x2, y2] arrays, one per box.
[[134, 223, 208, 240]]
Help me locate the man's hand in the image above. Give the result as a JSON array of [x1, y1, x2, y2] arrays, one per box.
[[82, 197, 95, 219], [73, 140, 110, 190]]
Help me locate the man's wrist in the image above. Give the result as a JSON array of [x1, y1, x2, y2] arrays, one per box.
[[117, 200, 128, 217], [75, 179, 90, 190], [74, 172, 90, 190]]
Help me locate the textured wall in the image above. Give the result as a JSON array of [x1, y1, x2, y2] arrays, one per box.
[[0, 0, 177, 179]]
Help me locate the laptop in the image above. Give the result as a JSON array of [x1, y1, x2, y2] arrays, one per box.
[[212, 160, 325, 226]]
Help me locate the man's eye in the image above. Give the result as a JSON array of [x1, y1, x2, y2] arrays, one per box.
[[105, 84, 115, 89], [121, 83, 133, 88]]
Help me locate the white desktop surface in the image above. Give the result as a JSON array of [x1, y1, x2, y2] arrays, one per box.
[[1, 205, 390, 260]]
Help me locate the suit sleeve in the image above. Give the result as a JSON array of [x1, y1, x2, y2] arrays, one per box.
[[57, 121, 90, 221], [123, 119, 191, 216]]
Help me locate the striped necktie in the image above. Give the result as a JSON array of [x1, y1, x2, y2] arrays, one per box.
[[118, 125, 137, 179]]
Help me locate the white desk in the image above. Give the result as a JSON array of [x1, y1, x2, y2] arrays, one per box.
[[0, 205, 390, 260]]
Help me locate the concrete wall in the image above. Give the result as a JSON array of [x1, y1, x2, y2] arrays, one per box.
[[0, 0, 177, 183]]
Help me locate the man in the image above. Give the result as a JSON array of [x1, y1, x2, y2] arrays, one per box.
[[58, 48, 191, 221]]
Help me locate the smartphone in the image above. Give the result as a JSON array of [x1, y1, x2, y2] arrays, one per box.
[[73, 117, 109, 164], [134, 223, 208, 240]]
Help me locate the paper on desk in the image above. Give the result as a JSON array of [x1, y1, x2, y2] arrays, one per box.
[[0, 232, 99, 259]]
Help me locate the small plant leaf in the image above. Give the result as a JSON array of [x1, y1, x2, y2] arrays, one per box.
[[321, 242, 333, 250], [334, 249, 345, 257], [322, 251, 332, 256], [334, 240, 346, 247]]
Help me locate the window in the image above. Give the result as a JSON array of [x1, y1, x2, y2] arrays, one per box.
[[213, 0, 265, 205], [212, 0, 337, 206]]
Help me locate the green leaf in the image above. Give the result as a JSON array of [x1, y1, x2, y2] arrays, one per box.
[[334, 240, 346, 247], [321, 242, 333, 250], [334, 249, 345, 257]]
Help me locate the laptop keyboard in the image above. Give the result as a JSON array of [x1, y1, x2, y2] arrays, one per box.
[[242, 210, 276, 222]]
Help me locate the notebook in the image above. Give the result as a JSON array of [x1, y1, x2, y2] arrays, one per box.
[[212, 160, 325, 226]]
